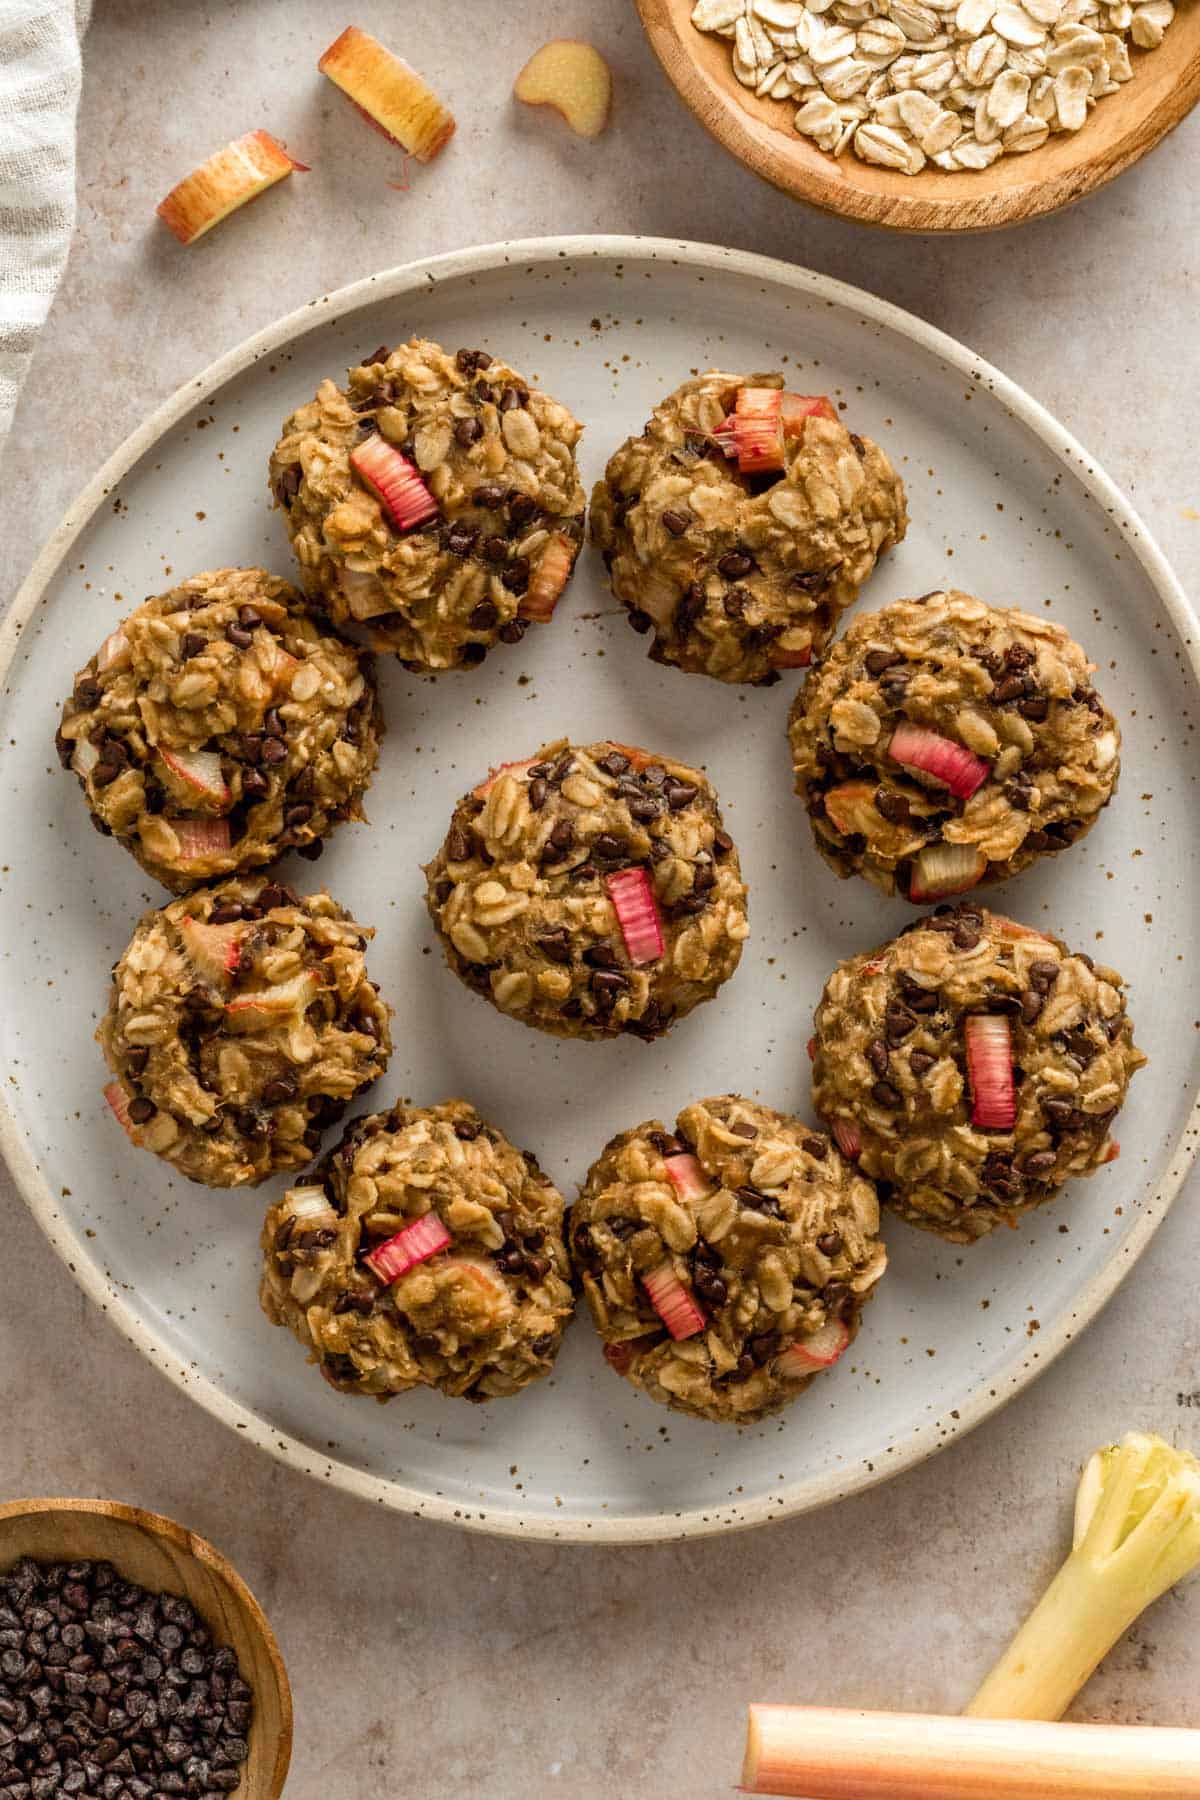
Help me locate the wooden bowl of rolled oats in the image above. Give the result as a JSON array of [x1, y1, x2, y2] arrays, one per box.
[[635, 0, 1200, 229]]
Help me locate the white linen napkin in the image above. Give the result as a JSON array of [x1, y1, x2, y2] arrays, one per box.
[[0, 0, 90, 440]]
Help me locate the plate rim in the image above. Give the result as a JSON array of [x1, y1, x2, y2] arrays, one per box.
[[2, 233, 1197, 1544]]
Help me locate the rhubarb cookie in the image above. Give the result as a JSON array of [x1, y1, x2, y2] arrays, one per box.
[[259, 1099, 575, 1401], [811, 905, 1146, 1243], [270, 337, 587, 671], [788, 591, 1120, 903], [589, 370, 907, 684], [570, 1095, 887, 1423], [423, 739, 749, 1040], [99, 877, 392, 1188], [55, 567, 382, 894]]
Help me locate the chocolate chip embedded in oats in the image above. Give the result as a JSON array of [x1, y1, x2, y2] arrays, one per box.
[[54, 567, 383, 894], [423, 738, 749, 1042], [98, 877, 392, 1187], [811, 906, 1145, 1244], [789, 590, 1120, 902], [589, 368, 906, 684], [572, 1095, 887, 1423], [269, 335, 586, 671], [260, 1099, 574, 1402]]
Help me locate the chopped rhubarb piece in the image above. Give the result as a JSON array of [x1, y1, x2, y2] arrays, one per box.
[[350, 434, 438, 531], [284, 1186, 337, 1225], [319, 27, 456, 162], [156, 131, 305, 245], [364, 1212, 452, 1282], [1101, 1139, 1120, 1165], [103, 1082, 140, 1142], [604, 1341, 636, 1375], [831, 1118, 861, 1160], [602, 741, 654, 773], [731, 388, 786, 475], [965, 1013, 1017, 1131], [823, 780, 882, 838], [472, 756, 538, 800], [519, 533, 576, 623], [780, 393, 837, 433], [605, 867, 665, 967], [173, 817, 232, 862], [224, 969, 321, 1031], [71, 739, 99, 779], [662, 1152, 711, 1204], [806, 1036, 817, 1063], [776, 1317, 851, 1378], [642, 1262, 706, 1341], [513, 40, 613, 139], [888, 723, 990, 799], [97, 629, 130, 673], [158, 748, 231, 811], [178, 917, 244, 989], [772, 645, 813, 670], [990, 913, 1053, 944], [910, 841, 987, 902]]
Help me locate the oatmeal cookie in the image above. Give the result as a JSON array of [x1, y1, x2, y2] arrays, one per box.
[[811, 904, 1146, 1243], [98, 876, 392, 1187], [259, 1099, 574, 1402], [788, 591, 1120, 902], [55, 567, 381, 894], [570, 1096, 886, 1423], [269, 337, 587, 671], [424, 739, 749, 1040], [589, 370, 907, 684]]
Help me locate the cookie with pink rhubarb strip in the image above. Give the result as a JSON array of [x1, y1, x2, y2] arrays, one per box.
[[55, 567, 382, 894], [259, 1099, 574, 1401], [269, 337, 586, 672], [788, 590, 1120, 902], [570, 1095, 886, 1423], [589, 370, 907, 684], [810, 905, 1146, 1243], [98, 876, 392, 1187], [423, 738, 749, 1041]]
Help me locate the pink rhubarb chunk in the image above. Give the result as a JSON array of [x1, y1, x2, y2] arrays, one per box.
[[909, 841, 987, 903], [178, 917, 244, 989], [350, 434, 438, 531], [776, 1317, 850, 1378], [158, 747, 231, 810], [173, 817, 232, 862], [605, 867, 665, 967], [519, 533, 576, 623], [103, 1081, 140, 1142], [888, 723, 989, 800], [662, 1152, 711, 1203], [965, 1013, 1017, 1131], [831, 1118, 861, 1160], [364, 1212, 452, 1283], [731, 388, 786, 475], [472, 756, 538, 800], [224, 969, 321, 1030], [772, 646, 812, 670], [642, 1262, 706, 1341], [603, 1340, 636, 1375], [780, 393, 837, 433]]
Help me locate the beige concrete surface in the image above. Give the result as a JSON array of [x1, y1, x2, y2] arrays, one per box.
[[1, 4, 1198, 1795]]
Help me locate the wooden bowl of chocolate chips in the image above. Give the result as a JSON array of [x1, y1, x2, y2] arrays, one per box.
[[0, 1498, 292, 1799], [636, 0, 1200, 230]]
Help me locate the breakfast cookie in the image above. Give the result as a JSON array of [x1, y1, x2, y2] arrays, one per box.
[[424, 739, 749, 1040], [259, 1099, 575, 1401], [810, 904, 1146, 1242], [99, 876, 392, 1187], [571, 1095, 886, 1423], [55, 567, 381, 893], [788, 590, 1120, 902], [270, 337, 587, 670], [590, 370, 907, 683]]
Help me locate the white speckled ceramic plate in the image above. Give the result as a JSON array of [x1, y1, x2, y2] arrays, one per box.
[[2, 238, 1197, 1542]]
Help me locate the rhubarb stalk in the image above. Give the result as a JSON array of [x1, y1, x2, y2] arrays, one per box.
[[967, 1433, 1200, 1723]]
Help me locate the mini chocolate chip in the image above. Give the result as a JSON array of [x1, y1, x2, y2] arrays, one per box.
[[284, 803, 313, 829], [548, 820, 574, 853], [661, 509, 690, 536], [865, 649, 902, 676], [591, 833, 626, 861], [908, 1050, 935, 1075], [473, 483, 505, 510], [260, 737, 287, 766], [871, 1081, 902, 1108], [729, 1121, 757, 1140], [127, 1098, 155, 1124], [498, 618, 528, 644], [991, 673, 1029, 703], [1019, 696, 1049, 723], [874, 790, 911, 823], [716, 549, 753, 579], [866, 1039, 889, 1076], [225, 624, 253, 650], [261, 1079, 297, 1106], [508, 491, 536, 524], [179, 634, 206, 662], [627, 608, 653, 634], [817, 1232, 843, 1256], [296, 838, 324, 861], [469, 600, 499, 629], [453, 417, 482, 447], [1022, 1150, 1058, 1176]]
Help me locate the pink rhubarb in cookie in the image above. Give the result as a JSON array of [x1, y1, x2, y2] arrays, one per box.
[[642, 1262, 706, 1341], [965, 1013, 1017, 1131], [350, 435, 439, 531], [776, 1317, 850, 1377], [605, 867, 665, 967], [519, 533, 576, 622], [662, 1151, 711, 1203], [909, 841, 987, 902], [888, 723, 989, 799], [364, 1212, 452, 1283]]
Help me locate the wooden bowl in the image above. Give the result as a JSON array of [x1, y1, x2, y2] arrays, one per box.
[[0, 1498, 293, 1798], [634, 0, 1200, 230]]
